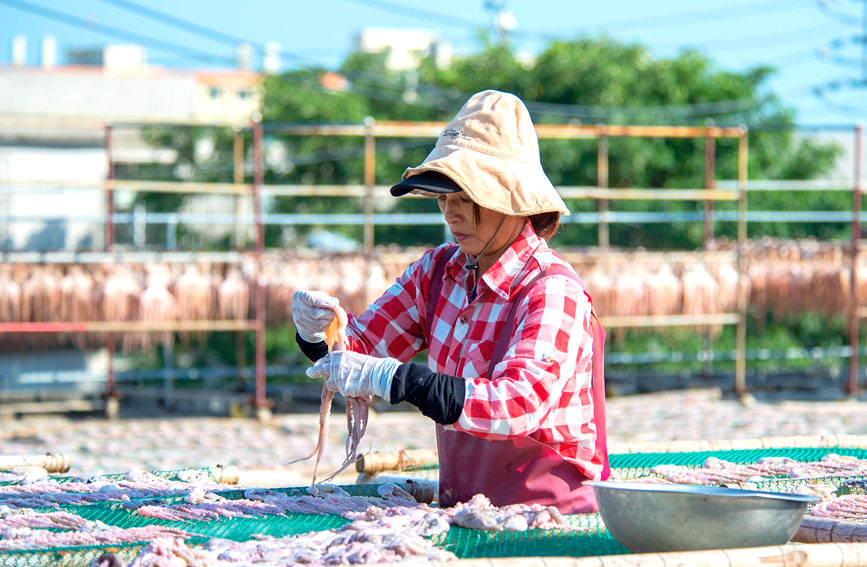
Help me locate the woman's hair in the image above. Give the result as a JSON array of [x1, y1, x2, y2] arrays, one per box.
[[472, 204, 561, 240], [529, 211, 561, 240]]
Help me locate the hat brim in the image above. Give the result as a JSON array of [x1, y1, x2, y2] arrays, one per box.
[[390, 171, 463, 197], [402, 145, 571, 217]]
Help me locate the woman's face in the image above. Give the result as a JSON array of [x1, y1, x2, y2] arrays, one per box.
[[437, 192, 523, 259]]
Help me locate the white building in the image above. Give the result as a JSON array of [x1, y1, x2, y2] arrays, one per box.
[[355, 28, 452, 71], [0, 40, 263, 252]]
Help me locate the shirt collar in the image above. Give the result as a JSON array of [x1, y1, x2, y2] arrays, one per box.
[[444, 219, 543, 301]]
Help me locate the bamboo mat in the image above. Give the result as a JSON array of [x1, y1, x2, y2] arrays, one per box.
[[796, 517, 867, 544], [370, 542, 867, 567]]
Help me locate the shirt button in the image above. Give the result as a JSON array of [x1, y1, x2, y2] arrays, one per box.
[[459, 316, 468, 324]]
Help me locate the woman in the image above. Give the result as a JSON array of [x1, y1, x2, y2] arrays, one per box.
[[292, 90, 609, 513]]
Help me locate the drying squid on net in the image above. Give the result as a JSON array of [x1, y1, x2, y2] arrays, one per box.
[[0, 470, 233, 510], [115, 511, 457, 566], [0, 523, 191, 551], [241, 483, 418, 517], [0, 507, 91, 531], [442, 494, 583, 532], [134, 489, 293, 522], [96, 537, 217, 567], [808, 493, 867, 520], [644, 454, 867, 486]]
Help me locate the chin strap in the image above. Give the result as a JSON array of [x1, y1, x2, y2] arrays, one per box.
[[464, 216, 508, 294]]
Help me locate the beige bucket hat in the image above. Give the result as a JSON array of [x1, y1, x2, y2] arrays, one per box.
[[390, 89, 570, 216]]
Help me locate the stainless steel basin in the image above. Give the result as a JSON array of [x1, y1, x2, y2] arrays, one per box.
[[589, 480, 819, 553]]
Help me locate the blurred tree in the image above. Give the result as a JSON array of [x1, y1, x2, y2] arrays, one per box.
[[141, 34, 842, 250]]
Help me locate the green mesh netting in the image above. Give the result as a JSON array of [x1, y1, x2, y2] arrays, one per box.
[[3, 447, 867, 566], [0, 542, 148, 567], [610, 447, 867, 485], [0, 485, 626, 565], [610, 446, 867, 472], [439, 516, 626, 559], [65, 501, 351, 540], [367, 447, 867, 483]]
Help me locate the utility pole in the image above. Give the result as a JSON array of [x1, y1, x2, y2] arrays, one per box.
[[862, 0, 867, 83], [484, 0, 516, 44]]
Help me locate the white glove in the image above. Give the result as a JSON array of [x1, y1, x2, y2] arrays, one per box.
[[306, 351, 400, 402], [292, 290, 339, 343]]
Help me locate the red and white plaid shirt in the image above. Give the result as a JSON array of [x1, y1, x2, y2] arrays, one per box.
[[345, 220, 602, 479]]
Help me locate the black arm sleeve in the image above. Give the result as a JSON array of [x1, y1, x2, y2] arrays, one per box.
[[389, 362, 465, 425], [295, 332, 329, 362]]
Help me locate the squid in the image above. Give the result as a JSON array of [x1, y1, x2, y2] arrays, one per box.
[[290, 302, 367, 487]]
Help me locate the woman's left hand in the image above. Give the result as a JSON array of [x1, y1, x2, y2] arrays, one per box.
[[306, 351, 401, 401]]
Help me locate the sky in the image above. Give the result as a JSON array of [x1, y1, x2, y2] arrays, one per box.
[[1, 0, 866, 127]]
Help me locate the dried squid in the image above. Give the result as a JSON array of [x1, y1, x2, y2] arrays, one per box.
[[291, 302, 370, 486]]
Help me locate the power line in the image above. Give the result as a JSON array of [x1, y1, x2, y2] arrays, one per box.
[[0, 0, 796, 123], [95, 0, 309, 64], [340, 0, 485, 31], [547, 0, 813, 33], [92, 0, 452, 104], [0, 0, 234, 66], [646, 23, 839, 51], [91, 0, 770, 118], [816, 0, 863, 26]]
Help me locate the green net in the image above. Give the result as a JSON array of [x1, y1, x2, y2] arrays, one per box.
[[366, 447, 867, 484], [0, 542, 148, 567], [439, 516, 626, 559], [64, 500, 351, 540], [610, 446, 867, 474], [3, 446, 867, 566]]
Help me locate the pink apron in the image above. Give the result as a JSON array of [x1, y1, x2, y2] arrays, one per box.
[[427, 250, 609, 514]]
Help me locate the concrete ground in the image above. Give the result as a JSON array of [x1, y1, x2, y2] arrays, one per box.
[[1, 387, 866, 487]]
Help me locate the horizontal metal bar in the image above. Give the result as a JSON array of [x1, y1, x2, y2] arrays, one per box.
[[558, 188, 739, 201], [264, 184, 390, 197], [0, 320, 260, 334], [0, 363, 312, 384], [2, 210, 862, 227], [0, 251, 246, 264], [599, 313, 740, 328], [0, 179, 252, 195], [718, 179, 861, 191], [561, 249, 737, 263], [534, 123, 746, 139], [607, 344, 856, 365], [264, 121, 746, 139], [4, 209, 865, 228]]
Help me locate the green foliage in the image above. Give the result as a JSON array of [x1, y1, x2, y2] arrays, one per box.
[[136, 34, 844, 250]]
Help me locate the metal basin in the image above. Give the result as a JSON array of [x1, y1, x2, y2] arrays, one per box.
[[588, 481, 819, 553]]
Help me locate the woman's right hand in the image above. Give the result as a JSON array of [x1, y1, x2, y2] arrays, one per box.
[[291, 290, 339, 343]]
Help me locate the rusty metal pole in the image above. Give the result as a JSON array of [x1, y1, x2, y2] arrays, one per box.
[[233, 129, 245, 248], [849, 122, 863, 397], [233, 128, 247, 389], [363, 117, 375, 306], [597, 133, 609, 247], [104, 124, 115, 251], [735, 127, 749, 396], [103, 123, 118, 418], [704, 131, 716, 245], [251, 116, 269, 419], [703, 129, 717, 381]]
